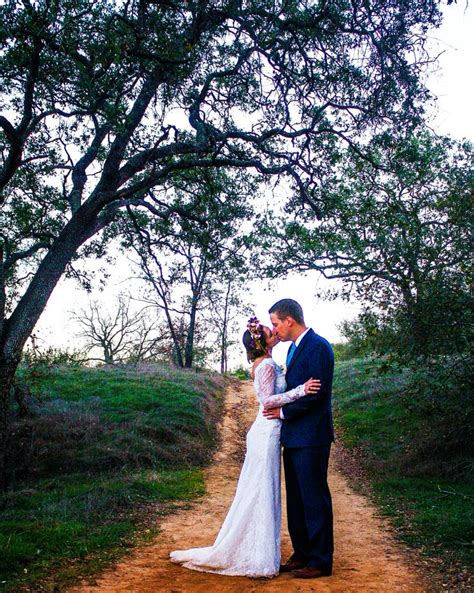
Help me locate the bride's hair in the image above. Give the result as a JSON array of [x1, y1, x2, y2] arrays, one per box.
[[243, 327, 267, 362]]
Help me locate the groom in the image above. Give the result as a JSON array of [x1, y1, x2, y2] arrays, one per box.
[[263, 298, 334, 578]]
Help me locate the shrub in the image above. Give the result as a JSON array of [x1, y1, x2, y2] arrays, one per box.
[[399, 358, 474, 479], [230, 366, 251, 380]]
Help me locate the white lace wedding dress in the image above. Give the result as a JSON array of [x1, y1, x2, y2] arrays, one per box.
[[170, 358, 306, 578]]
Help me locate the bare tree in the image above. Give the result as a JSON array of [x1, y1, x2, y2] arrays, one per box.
[[71, 295, 165, 364]]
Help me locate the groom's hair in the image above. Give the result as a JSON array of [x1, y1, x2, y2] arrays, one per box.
[[269, 298, 305, 325]]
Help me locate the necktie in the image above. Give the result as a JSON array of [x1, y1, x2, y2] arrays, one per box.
[[286, 342, 296, 367]]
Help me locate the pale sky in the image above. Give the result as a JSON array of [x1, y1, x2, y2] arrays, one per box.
[[33, 4, 474, 369]]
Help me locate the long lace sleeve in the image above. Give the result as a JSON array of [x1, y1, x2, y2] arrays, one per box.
[[255, 363, 277, 400], [263, 384, 306, 409], [255, 362, 307, 409]]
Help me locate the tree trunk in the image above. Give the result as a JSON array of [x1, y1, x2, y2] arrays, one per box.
[[220, 327, 227, 374], [0, 205, 99, 488], [169, 320, 184, 368], [184, 302, 198, 368], [219, 281, 232, 374], [104, 349, 114, 365], [0, 357, 19, 490]]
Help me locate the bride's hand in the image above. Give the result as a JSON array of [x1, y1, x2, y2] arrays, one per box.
[[304, 378, 321, 395]]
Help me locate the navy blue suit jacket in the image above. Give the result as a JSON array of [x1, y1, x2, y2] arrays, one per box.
[[281, 329, 335, 448]]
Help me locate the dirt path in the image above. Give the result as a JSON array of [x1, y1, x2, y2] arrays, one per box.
[[70, 382, 427, 593]]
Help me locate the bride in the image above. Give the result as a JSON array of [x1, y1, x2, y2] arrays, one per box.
[[170, 317, 320, 578]]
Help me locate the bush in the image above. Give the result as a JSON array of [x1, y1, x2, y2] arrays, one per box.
[[332, 342, 358, 361], [22, 345, 88, 369], [334, 357, 473, 481], [400, 358, 474, 479], [230, 366, 251, 380]]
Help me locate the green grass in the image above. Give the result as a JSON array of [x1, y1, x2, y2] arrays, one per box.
[[12, 364, 225, 478], [333, 359, 474, 571], [1, 363, 226, 591], [373, 478, 474, 553], [0, 469, 205, 589]]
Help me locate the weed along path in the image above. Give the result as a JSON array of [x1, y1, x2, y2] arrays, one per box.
[[70, 382, 427, 593]]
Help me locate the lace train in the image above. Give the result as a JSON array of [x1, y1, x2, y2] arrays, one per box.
[[170, 409, 281, 576]]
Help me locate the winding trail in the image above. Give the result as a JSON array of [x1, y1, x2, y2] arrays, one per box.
[[70, 382, 427, 593]]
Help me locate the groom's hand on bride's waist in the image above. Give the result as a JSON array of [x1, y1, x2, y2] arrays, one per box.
[[263, 408, 281, 420]]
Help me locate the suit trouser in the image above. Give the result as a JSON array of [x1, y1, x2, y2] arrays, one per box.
[[283, 445, 333, 571]]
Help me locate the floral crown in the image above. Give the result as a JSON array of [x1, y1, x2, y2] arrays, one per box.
[[247, 316, 264, 352]]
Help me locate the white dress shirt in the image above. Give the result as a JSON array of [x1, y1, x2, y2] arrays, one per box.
[[294, 327, 310, 348]]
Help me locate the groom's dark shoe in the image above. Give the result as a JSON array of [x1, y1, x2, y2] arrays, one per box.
[[292, 566, 332, 579], [279, 556, 307, 573]]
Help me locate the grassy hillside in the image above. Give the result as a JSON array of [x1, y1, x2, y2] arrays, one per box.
[[1, 363, 227, 591], [333, 359, 473, 587]]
